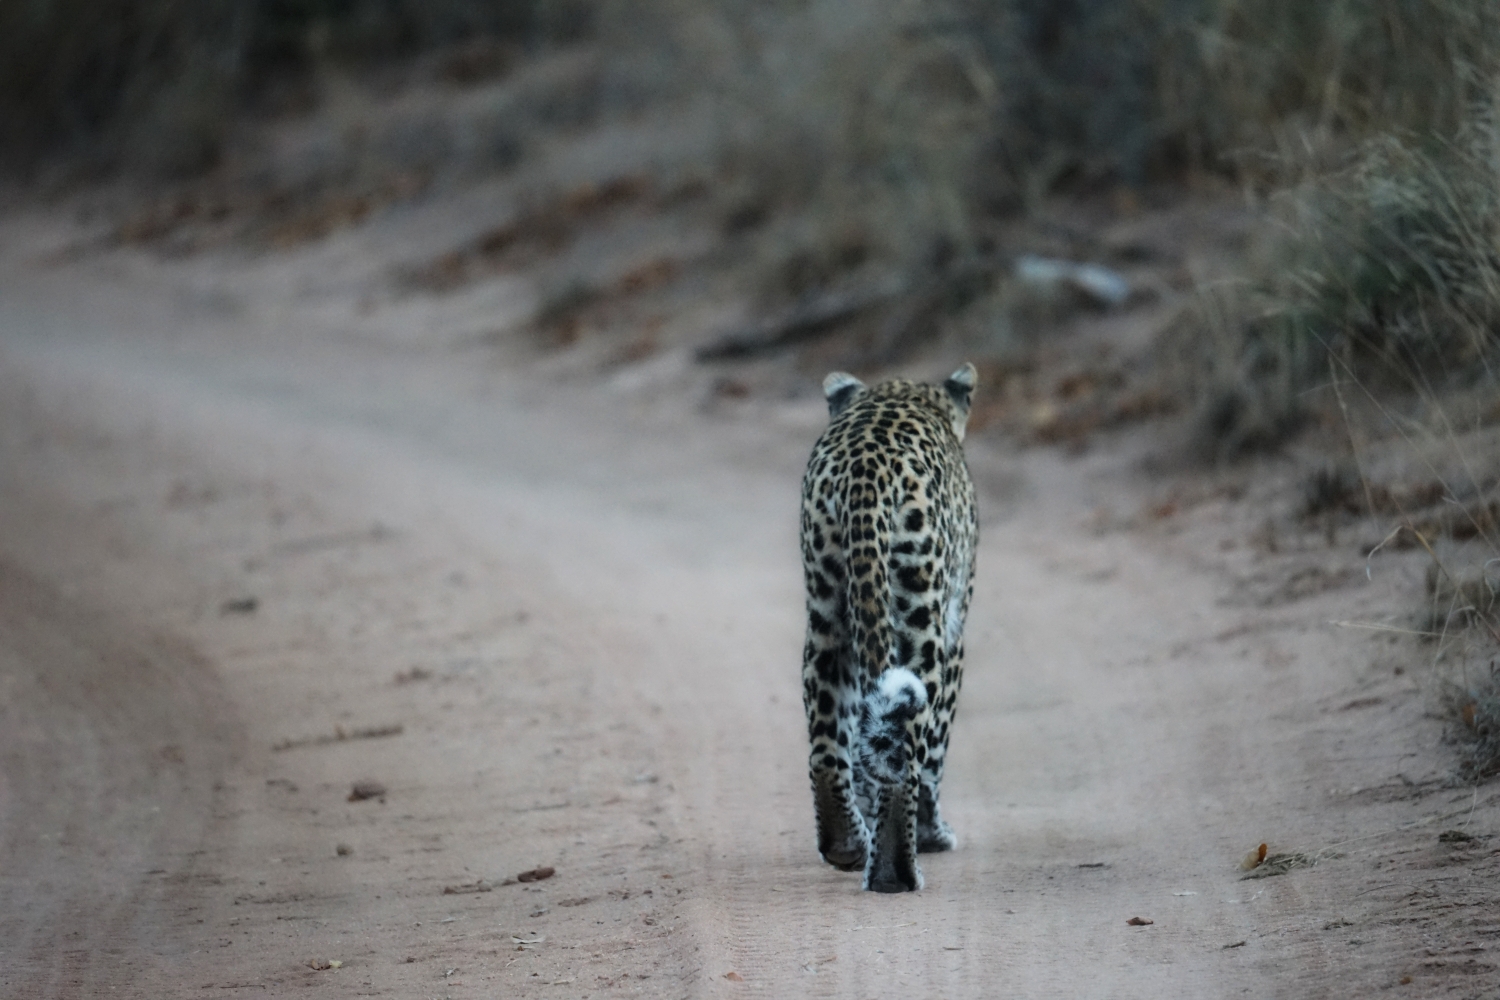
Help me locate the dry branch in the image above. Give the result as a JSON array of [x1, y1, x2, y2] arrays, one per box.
[[695, 281, 904, 361]]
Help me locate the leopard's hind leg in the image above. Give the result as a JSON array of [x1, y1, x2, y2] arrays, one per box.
[[804, 627, 868, 871], [914, 664, 957, 854], [917, 778, 957, 853], [917, 582, 968, 853]]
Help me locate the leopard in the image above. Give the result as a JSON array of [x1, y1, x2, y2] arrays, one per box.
[[799, 362, 979, 892]]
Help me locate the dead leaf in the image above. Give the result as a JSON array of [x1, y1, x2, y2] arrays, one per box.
[[347, 780, 386, 801], [724, 971, 745, 982], [1126, 916, 1153, 926], [517, 866, 555, 882]]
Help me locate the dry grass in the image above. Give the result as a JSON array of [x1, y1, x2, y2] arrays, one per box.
[[1420, 497, 1500, 781], [1175, 112, 1500, 459], [604, 0, 994, 299], [1438, 656, 1500, 782], [572, 0, 1500, 393], [1341, 432, 1500, 781], [16, 1, 1495, 275]]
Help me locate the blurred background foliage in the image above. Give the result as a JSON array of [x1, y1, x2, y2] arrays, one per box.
[[4, 0, 1498, 455], [0, 0, 586, 176], [7, 0, 1494, 185]]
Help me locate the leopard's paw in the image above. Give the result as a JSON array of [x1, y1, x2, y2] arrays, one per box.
[[863, 864, 923, 893], [822, 843, 867, 872], [918, 819, 957, 853]]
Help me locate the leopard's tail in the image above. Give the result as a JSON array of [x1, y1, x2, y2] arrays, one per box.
[[856, 668, 927, 784]]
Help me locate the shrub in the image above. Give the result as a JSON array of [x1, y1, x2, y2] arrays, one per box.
[[0, 0, 576, 178]]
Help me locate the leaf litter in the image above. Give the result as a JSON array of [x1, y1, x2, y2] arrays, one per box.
[[1239, 842, 1342, 880]]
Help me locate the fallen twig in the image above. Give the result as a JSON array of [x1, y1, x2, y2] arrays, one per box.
[[695, 280, 904, 361], [272, 724, 403, 752]]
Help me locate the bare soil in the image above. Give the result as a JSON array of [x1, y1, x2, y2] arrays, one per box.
[[1, 189, 1498, 1000]]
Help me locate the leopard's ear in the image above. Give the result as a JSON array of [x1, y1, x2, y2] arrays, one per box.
[[943, 362, 977, 440], [822, 371, 866, 418]]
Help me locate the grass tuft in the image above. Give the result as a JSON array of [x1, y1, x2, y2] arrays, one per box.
[[1439, 661, 1500, 782]]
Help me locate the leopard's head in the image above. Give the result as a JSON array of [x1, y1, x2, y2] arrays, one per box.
[[821, 363, 977, 442]]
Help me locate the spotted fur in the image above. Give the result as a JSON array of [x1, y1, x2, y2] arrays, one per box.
[[800, 363, 978, 892]]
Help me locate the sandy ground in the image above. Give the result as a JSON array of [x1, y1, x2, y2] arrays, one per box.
[[1, 204, 1498, 1000]]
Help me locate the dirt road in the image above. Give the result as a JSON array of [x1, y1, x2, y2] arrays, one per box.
[[1, 215, 1494, 998]]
